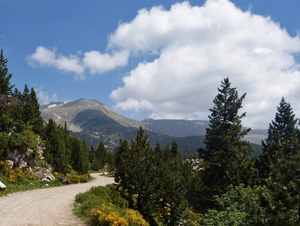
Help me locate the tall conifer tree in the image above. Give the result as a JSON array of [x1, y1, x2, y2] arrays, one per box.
[[260, 97, 299, 178], [198, 78, 254, 210], [0, 49, 14, 96], [259, 98, 300, 221]]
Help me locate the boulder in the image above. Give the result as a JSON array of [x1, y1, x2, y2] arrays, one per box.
[[8, 149, 21, 163], [58, 176, 71, 185], [19, 160, 27, 169], [42, 178, 50, 182], [26, 148, 34, 157], [0, 180, 6, 189], [44, 173, 55, 181], [6, 160, 14, 169]]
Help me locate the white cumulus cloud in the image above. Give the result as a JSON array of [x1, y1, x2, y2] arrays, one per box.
[[28, 46, 85, 79], [28, 47, 130, 79], [83, 50, 129, 74], [109, 0, 300, 128], [36, 89, 58, 105]]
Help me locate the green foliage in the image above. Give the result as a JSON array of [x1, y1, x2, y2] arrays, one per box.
[[0, 49, 14, 95], [114, 127, 161, 221], [44, 119, 90, 174], [202, 182, 299, 226], [197, 78, 255, 211], [90, 142, 107, 171], [115, 128, 189, 225], [74, 184, 149, 226], [0, 170, 62, 197], [259, 97, 300, 178], [158, 154, 189, 226], [0, 132, 10, 160], [106, 151, 115, 173]]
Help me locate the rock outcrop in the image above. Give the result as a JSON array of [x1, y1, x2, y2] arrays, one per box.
[[6, 136, 54, 181]]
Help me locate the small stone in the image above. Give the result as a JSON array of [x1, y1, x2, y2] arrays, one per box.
[[42, 178, 50, 182]]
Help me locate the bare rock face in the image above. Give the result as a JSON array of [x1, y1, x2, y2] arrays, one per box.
[[7, 148, 37, 169], [5, 136, 56, 182], [31, 166, 55, 181]]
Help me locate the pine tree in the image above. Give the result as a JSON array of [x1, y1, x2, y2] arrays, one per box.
[[158, 153, 188, 226], [78, 140, 90, 174], [0, 49, 14, 96], [44, 119, 69, 173], [198, 78, 254, 210], [259, 98, 300, 222], [259, 97, 299, 178], [163, 144, 172, 161], [96, 141, 107, 169], [0, 50, 18, 131], [114, 127, 161, 222], [28, 88, 44, 134], [171, 140, 179, 156]]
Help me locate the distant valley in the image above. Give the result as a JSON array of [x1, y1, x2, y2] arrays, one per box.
[[40, 98, 266, 155]]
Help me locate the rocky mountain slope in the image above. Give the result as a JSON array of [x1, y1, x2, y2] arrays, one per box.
[[40, 98, 265, 154], [40, 98, 145, 132]]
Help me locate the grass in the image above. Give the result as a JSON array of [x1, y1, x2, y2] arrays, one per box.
[[0, 171, 93, 197], [0, 173, 63, 197], [73, 184, 149, 226]]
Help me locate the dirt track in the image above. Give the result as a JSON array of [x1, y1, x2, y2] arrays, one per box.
[[0, 173, 114, 226]]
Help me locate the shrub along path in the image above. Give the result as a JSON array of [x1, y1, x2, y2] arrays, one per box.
[[0, 173, 114, 226]]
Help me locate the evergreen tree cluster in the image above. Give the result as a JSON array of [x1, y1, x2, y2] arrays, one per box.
[[114, 128, 188, 225], [0, 50, 91, 175], [112, 78, 300, 225], [43, 120, 90, 174], [89, 141, 107, 171]]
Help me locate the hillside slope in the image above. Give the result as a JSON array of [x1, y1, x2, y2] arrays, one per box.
[[40, 98, 264, 154]]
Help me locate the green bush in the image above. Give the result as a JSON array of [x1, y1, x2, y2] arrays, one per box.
[[74, 184, 148, 226]]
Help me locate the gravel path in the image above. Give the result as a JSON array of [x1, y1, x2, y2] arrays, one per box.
[[0, 173, 115, 226]]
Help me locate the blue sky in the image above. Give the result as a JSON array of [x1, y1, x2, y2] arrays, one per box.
[[1, 0, 300, 128]]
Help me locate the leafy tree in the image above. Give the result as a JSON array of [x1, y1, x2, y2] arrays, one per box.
[[202, 183, 299, 226], [198, 78, 255, 211]]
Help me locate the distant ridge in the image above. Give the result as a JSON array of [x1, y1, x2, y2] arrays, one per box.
[[41, 98, 145, 132], [40, 98, 265, 154]]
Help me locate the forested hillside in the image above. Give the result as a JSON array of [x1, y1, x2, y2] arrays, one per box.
[[0, 50, 91, 184]]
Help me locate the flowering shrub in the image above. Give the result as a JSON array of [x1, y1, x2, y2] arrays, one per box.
[[75, 184, 149, 226], [54, 172, 91, 184], [0, 161, 37, 182], [90, 203, 148, 226], [180, 209, 202, 226]]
